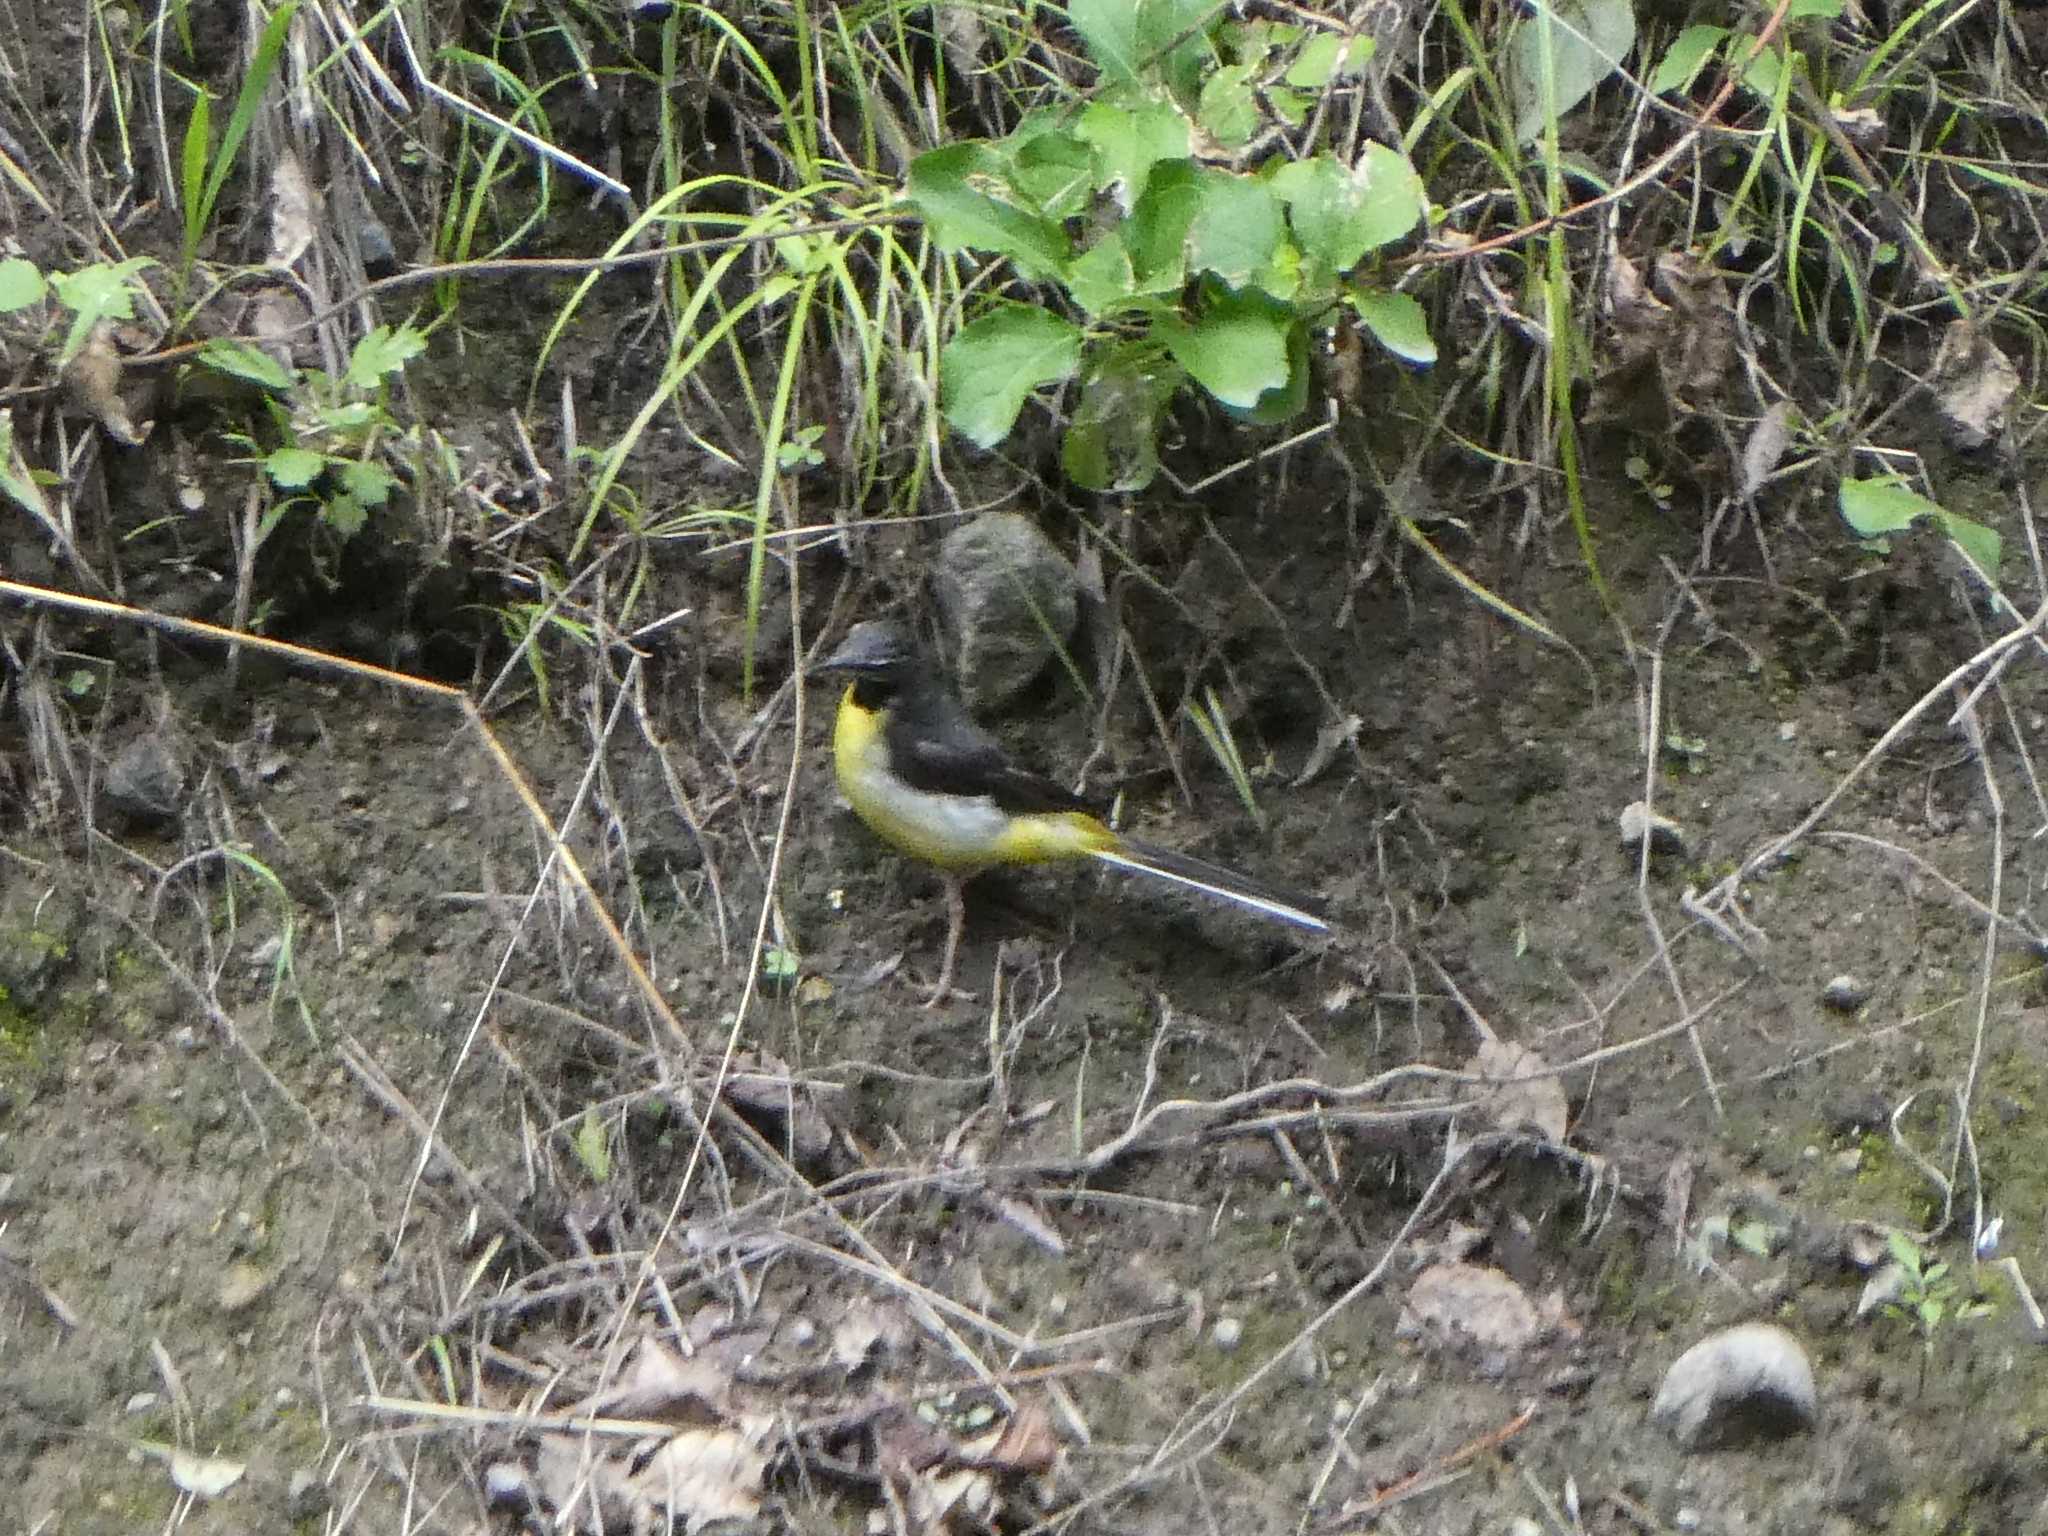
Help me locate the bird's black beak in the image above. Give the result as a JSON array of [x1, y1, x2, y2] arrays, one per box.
[[820, 620, 912, 675]]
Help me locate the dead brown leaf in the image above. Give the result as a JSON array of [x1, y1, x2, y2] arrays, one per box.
[[1398, 1261, 1542, 1356], [1928, 317, 2018, 450], [1461, 1037, 1568, 1143], [586, 1336, 732, 1424]]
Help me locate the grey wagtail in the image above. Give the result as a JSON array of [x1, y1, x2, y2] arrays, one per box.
[[819, 619, 1330, 1001]]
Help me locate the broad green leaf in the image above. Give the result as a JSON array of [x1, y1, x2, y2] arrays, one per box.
[[337, 459, 398, 508], [1187, 170, 1281, 286], [1158, 289, 1290, 409], [1273, 148, 1425, 272], [1231, 314, 1308, 423], [940, 305, 1083, 448], [1743, 44, 1787, 100], [908, 143, 1071, 280], [0, 256, 45, 313], [1838, 476, 2002, 574], [1271, 156, 1368, 271], [1349, 289, 1436, 364], [1788, 0, 1842, 15], [1127, 160, 1201, 290], [198, 338, 295, 391], [1510, 0, 1637, 145], [1838, 475, 1940, 537], [1938, 512, 2001, 575], [1355, 142, 1428, 252], [1650, 24, 1728, 94], [1013, 130, 1096, 220], [1267, 86, 1309, 127], [264, 446, 326, 488], [1197, 64, 1260, 148], [1062, 347, 1177, 492], [48, 257, 156, 365], [1255, 238, 1301, 303], [1286, 32, 1372, 88], [1068, 0, 1215, 93], [322, 494, 369, 539], [1066, 233, 1141, 317], [1078, 98, 1191, 211], [344, 324, 428, 390]]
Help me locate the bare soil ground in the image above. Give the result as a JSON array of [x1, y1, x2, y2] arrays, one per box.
[[10, 429, 2048, 1535]]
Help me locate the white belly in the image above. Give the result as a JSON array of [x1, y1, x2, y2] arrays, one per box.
[[839, 724, 1010, 869]]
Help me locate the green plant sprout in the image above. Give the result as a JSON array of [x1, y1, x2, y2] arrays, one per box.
[[206, 323, 428, 540], [905, 2, 1432, 491], [1881, 1229, 1994, 1396], [178, 1, 300, 279]]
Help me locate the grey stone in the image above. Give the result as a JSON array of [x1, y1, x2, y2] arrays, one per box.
[[1652, 1322, 1818, 1450], [932, 511, 1080, 713], [1618, 800, 1687, 857], [102, 732, 186, 827], [1822, 975, 1871, 1012]]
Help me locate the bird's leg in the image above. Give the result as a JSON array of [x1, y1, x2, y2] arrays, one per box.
[[923, 874, 974, 1007]]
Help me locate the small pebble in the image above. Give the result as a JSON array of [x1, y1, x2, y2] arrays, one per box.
[[482, 1462, 534, 1511], [125, 1392, 159, 1415], [286, 1468, 330, 1521], [1618, 801, 1688, 858], [1674, 1508, 1702, 1532], [1822, 975, 1870, 1012], [1211, 1317, 1243, 1352]]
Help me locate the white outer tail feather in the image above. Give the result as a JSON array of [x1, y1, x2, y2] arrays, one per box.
[[1090, 846, 1330, 933]]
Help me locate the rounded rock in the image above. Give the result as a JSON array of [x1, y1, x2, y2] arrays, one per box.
[[1651, 1322, 1818, 1450]]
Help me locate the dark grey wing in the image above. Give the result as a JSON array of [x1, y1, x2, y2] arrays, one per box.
[[887, 690, 1091, 816]]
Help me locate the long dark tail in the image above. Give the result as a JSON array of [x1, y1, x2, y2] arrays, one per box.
[[1091, 836, 1330, 933]]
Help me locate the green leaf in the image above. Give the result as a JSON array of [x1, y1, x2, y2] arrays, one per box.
[[1066, 233, 1141, 317], [1938, 512, 2001, 575], [1012, 129, 1097, 220], [344, 324, 428, 391], [48, 257, 156, 365], [573, 1106, 612, 1182], [1348, 289, 1436, 364], [1788, 0, 1842, 16], [0, 256, 46, 313], [1840, 477, 2002, 575], [1062, 346, 1177, 492], [1233, 314, 1309, 423], [1197, 64, 1260, 148], [908, 143, 1071, 280], [322, 493, 368, 539], [1077, 98, 1192, 210], [336, 459, 397, 508], [198, 338, 295, 391], [1838, 475, 1943, 537], [1266, 86, 1309, 127], [1188, 170, 1282, 286], [1127, 160, 1201, 290], [1068, 0, 1215, 93], [1158, 289, 1291, 409], [181, 87, 212, 257], [1272, 148, 1426, 272], [1510, 0, 1638, 145], [940, 305, 1083, 448], [1743, 44, 1787, 101], [1286, 32, 1372, 88], [0, 411, 48, 519], [264, 446, 326, 489], [1650, 24, 1728, 94]]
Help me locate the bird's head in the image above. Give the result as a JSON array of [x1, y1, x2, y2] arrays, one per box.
[[820, 620, 919, 692]]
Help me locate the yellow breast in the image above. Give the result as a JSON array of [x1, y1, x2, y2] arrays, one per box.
[[832, 688, 1111, 870]]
